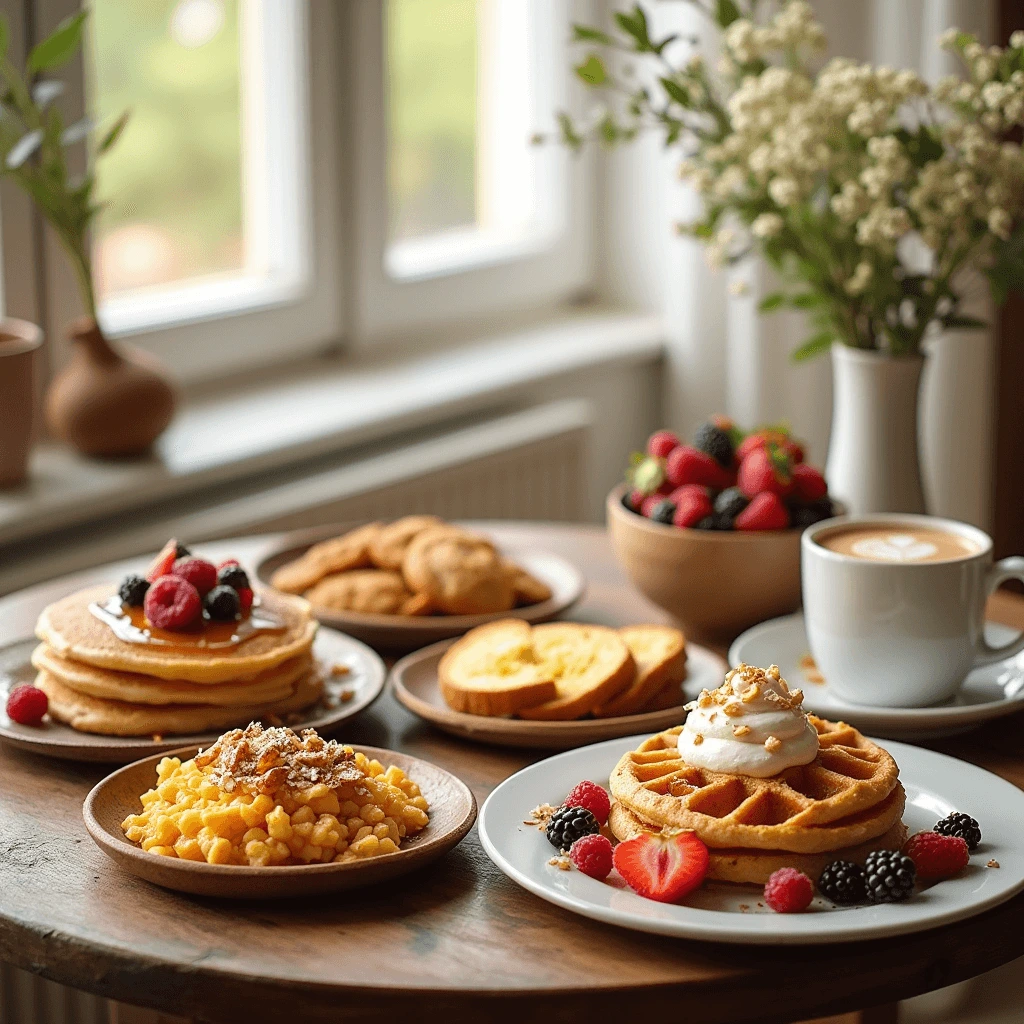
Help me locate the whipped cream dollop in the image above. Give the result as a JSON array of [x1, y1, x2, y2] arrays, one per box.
[[678, 664, 818, 778]]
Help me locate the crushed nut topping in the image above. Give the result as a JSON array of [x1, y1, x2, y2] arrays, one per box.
[[548, 856, 572, 871], [692, 733, 704, 745], [527, 803, 558, 829], [194, 722, 363, 795], [723, 702, 744, 717], [741, 684, 761, 703], [764, 735, 782, 753], [988, 859, 1001, 868], [733, 725, 751, 737], [330, 662, 351, 676]]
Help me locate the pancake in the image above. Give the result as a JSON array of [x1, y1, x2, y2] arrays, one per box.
[[31, 644, 311, 707], [36, 668, 325, 737], [36, 585, 317, 684]]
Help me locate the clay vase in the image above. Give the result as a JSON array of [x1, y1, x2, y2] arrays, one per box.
[[0, 318, 44, 488], [45, 317, 176, 457]]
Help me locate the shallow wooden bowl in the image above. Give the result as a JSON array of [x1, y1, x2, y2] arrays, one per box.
[[607, 485, 804, 643], [255, 523, 585, 653], [390, 637, 728, 750], [84, 744, 476, 899]]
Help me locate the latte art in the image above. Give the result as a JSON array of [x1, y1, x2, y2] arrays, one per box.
[[850, 534, 938, 562], [817, 524, 979, 564]]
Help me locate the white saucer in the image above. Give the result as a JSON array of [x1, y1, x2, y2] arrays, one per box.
[[726, 613, 1024, 739], [479, 735, 1024, 944]]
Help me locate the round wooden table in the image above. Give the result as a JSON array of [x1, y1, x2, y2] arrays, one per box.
[[1, 523, 1023, 1024]]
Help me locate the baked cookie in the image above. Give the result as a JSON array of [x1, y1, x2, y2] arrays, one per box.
[[502, 558, 553, 606], [304, 570, 430, 616], [271, 523, 382, 594], [402, 528, 514, 615], [368, 515, 445, 570]]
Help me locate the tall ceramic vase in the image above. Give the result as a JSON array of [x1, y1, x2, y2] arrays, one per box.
[[824, 342, 926, 515]]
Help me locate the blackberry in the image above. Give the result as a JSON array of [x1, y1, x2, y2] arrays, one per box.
[[934, 812, 982, 850], [118, 574, 150, 607], [693, 422, 734, 467], [218, 564, 251, 590], [545, 805, 599, 851], [650, 499, 676, 525], [818, 860, 867, 905], [205, 585, 241, 622], [864, 850, 916, 903], [174, 542, 191, 559], [714, 486, 748, 520]]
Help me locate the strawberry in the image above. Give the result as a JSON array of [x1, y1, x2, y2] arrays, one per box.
[[646, 430, 680, 459], [735, 433, 766, 463], [626, 488, 646, 513], [735, 491, 790, 531], [613, 831, 709, 903], [791, 462, 827, 502], [666, 446, 734, 489], [904, 831, 970, 881], [737, 445, 793, 498], [236, 587, 254, 615], [146, 539, 180, 582], [783, 438, 805, 464], [673, 486, 713, 528]]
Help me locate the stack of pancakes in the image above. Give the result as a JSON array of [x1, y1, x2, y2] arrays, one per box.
[[608, 718, 908, 883], [32, 585, 322, 736]]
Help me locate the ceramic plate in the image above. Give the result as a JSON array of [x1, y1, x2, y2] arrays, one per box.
[[255, 523, 585, 653], [391, 638, 727, 749], [0, 627, 386, 763], [728, 613, 1024, 739], [479, 735, 1024, 944], [84, 744, 476, 898]]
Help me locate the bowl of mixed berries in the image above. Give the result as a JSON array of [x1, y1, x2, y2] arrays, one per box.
[[607, 418, 838, 641]]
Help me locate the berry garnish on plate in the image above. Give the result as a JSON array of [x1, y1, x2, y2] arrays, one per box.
[[564, 781, 611, 825], [569, 834, 614, 880], [205, 584, 242, 622], [146, 538, 182, 582], [6, 684, 48, 726], [864, 850, 916, 903], [545, 805, 600, 852], [144, 575, 202, 630], [218, 564, 250, 590], [612, 831, 709, 903], [764, 867, 814, 913], [904, 831, 970, 881], [172, 557, 218, 597], [118, 574, 150, 607], [236, 586, 254, 615], [934, 812, 982, 850], [818, 860, 867, 905]]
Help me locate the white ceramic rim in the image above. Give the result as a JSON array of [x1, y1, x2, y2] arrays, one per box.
[[802, 513, 993, 566]]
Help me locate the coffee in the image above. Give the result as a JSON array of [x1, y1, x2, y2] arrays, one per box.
[[815, 524, 979, 564]]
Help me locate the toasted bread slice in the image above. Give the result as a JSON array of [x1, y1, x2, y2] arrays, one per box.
[[593, 625, 687, 718], [438, 619, 557, 717], [640, 674, 688, 712], [516, 623, 635, 721]]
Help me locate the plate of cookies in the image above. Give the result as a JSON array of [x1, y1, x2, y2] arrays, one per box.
[[256, 517, 585, 651], [391, 618, 729, 749]]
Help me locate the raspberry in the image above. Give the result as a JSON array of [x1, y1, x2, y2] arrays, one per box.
[[569, 834, 613, 880], [564, 781, 611, 825], [172, 557, 218, 596], [646, 430, 680, 459], [6, 684, 48, 726], [764, 868, 814, 913], [904, 831, 970, 881], [236, 586, 254, 615], [145, 575, 202, 630]]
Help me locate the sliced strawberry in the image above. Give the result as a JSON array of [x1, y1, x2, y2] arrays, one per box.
[[217, 558, 240, 570], [791, 462, 827, 502], [146, 539, 180, 582], [735, 491, 791, 531], [613, 831, 709, 903]]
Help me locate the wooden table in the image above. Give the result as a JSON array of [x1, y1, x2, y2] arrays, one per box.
[[1, 523, 1022, 1024]]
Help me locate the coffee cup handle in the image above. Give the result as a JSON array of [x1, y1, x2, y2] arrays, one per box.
[[975, 556, 1024, 665]]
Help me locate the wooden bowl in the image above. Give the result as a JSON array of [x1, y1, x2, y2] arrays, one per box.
[[606, 485, 802, 643], [84, 745, 477, 899]]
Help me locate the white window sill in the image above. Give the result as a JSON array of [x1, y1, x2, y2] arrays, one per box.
[[0, 309, 664, 549]]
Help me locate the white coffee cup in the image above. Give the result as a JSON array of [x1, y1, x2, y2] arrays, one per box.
[[801, 513, 1024, 707]]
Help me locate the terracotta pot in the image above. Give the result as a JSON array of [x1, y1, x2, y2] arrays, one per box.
[[606, 485, 803, 643], [45, 317, 176, 457], [0, 318, 44, 488]]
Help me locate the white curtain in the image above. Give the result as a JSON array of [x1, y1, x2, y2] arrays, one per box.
[[599, 0, 997, 529]]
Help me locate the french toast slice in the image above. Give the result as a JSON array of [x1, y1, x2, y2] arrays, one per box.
[[593, 625, 687, 718]]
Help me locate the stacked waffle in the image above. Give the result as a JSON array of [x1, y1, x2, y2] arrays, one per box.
[[608, 675, 907, 883], [32, 585, 321, 736]]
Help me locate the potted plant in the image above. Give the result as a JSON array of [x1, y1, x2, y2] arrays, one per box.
[[544, 1, 1024, 513], [0, 11, 175, 458]]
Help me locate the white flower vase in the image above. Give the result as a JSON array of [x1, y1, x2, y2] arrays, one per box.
[[824, 342, 927, 515]]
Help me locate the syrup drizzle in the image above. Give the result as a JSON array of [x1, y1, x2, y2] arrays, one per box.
[[89, 595, 286, 650]]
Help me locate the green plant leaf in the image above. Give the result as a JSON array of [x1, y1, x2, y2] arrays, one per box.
[[759, 292, 787, 312], [572, 24, 614, 46], [715, 0, 742, 28], [556, 111, 583, 151], [791, 331, 835, 361], [790, 292, 823, 309], [97, 110, 129, 154], [575, 54, 606, 86], [614, 6, 652, 52], [660, 77, 690, 107], [27, 11, 86, 73]]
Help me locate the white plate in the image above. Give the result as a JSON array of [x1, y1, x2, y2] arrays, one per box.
[[727, 613, 1024, 739], [479, 735, 1024, 944]]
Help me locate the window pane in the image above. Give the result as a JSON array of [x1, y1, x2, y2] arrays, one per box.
[[86, 0, 245, 300], [386, 0, 478, 243]]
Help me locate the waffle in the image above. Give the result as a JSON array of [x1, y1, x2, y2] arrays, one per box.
[[609, 719, 902, 853], [608, 801, 910, 884]]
